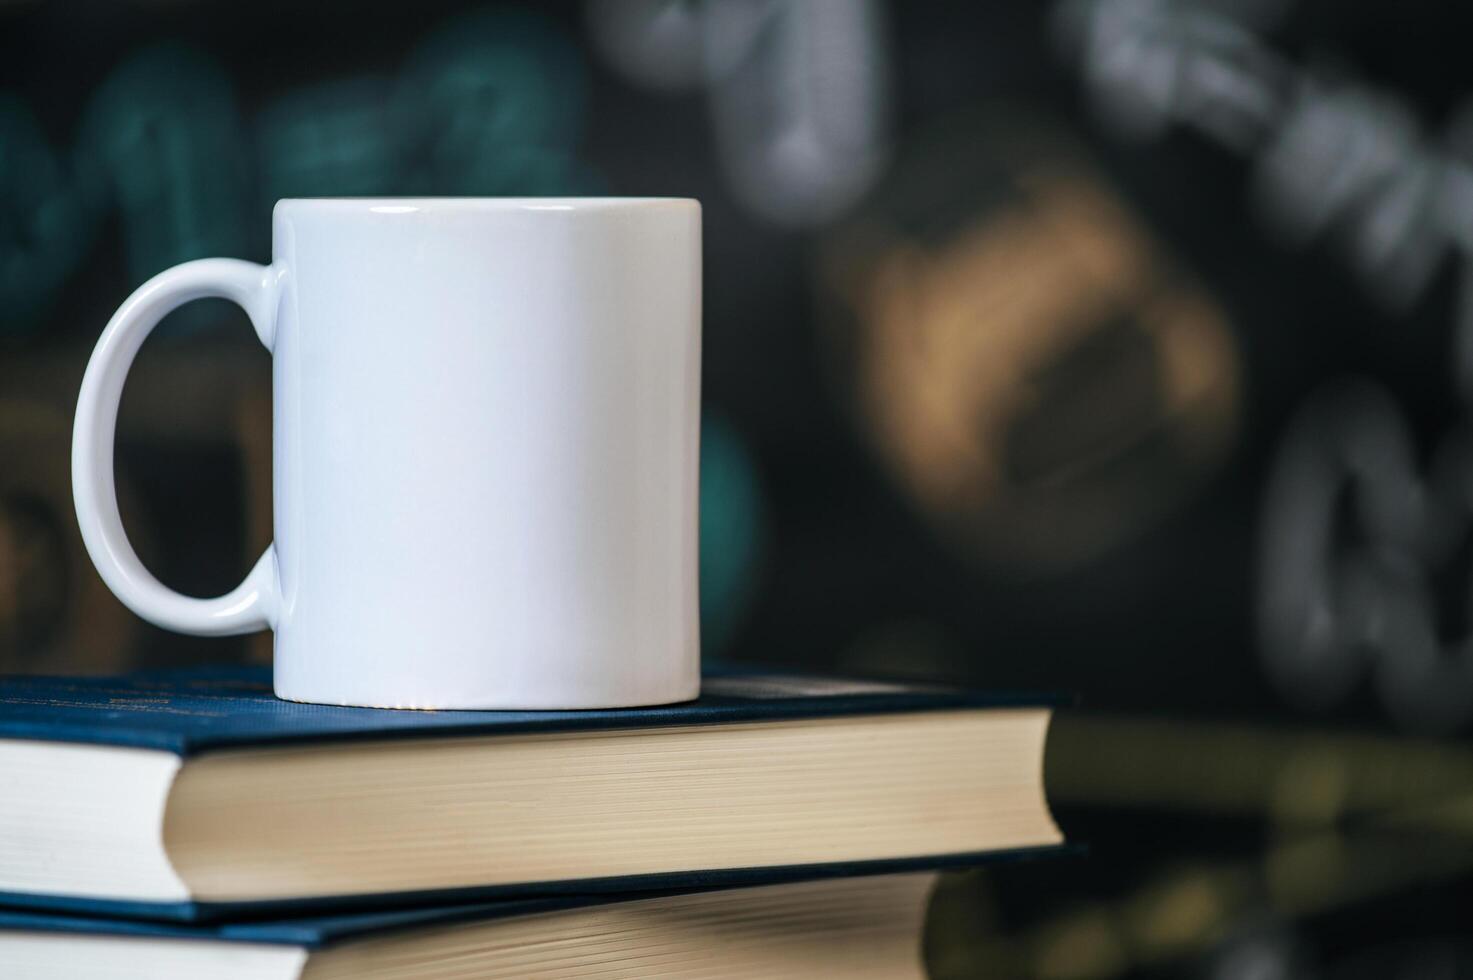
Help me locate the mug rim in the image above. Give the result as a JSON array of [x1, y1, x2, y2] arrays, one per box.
[[275, 197, 698, 214]]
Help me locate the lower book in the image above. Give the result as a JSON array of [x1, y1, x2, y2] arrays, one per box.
[[3, 871, 940, 979]]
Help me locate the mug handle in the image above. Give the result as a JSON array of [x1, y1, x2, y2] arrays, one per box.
[[72, 258, 281, 636]]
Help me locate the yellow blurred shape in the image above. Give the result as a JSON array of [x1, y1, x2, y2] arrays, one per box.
[[1123, 871, 1229, 956], [1271, 747, 1349, 828], [1049, 714, 1473, 820], [1032, 907, 1128, 980]]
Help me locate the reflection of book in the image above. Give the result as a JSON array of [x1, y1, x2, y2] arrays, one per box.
[[0, 873, 937, 979], [0, 666, 1062, 919]]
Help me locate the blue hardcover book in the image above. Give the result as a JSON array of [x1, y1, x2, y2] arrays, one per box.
[[0, 871, 943, 979], [0, 665, 1062, 921]]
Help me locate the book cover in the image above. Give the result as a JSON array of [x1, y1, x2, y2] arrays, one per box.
[[0, 872, 949, 978], [0, 664, 1059, 755]]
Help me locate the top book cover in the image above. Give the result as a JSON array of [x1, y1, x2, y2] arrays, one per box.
[[0, 664, 1060, 755]]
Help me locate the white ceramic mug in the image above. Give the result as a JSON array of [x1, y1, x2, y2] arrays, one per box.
[[73, 198, 702, 709]]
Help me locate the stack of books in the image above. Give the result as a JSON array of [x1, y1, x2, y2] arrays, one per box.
[[0, 666, 1064, 977]]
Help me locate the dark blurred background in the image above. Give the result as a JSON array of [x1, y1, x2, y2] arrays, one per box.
[[4, 0, 1473, 976]]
